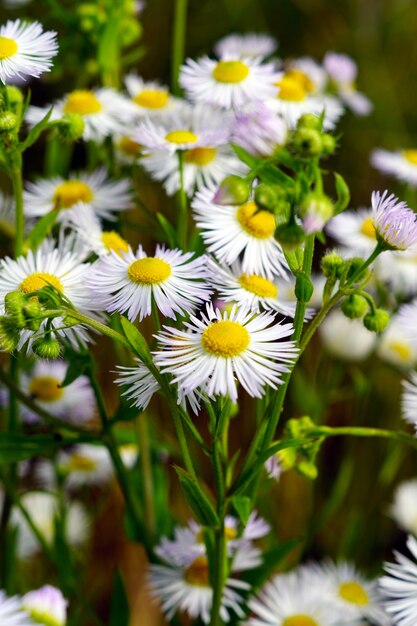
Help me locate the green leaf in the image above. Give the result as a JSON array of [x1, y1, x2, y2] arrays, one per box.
[[119, 315, 152, 364], [20, 107, 53, 152], [110, 571, 130, 626], [230, 495, 251, 525], [61, 351, 90, 387], [174, 466, 219, 527], [24, 208, 59, 251], [334, 172, 350, 214], [258, 163, 293, 185], [244, 538, 301, 589], [156, 212, 179, 248], [231, 143, 260, 168]]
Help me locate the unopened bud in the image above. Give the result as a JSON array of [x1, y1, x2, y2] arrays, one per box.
[[254, 183, 281, 212], [0, 317, 20, 352], [6, 85, 23, 107], [0, 112, 17, 132], [295, 272, 314, 303], [297, 459, 318, 480], [32, 336, 61, 360], [57, 114, 85, 142], [4, 291, 26, 329], [297, 113, 322, 131], [341, 294, 368, 319], [321, 251, 344, 277], [299, 192, 334, 233], [212, 175, 251, 206], [321, 134, 337, 156], [345, 257, 367, 282], [363, 309, 390, 334], [293, 127, 323, 157], [275, 222, 305, 251]]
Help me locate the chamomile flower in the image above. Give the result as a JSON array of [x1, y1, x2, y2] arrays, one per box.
[[309, 561, 389, 625], [376, 317, 417, 369], [150, 546, 248, 623], [26, 88, 136, 142], [20, 360, 95, 425], [247, 570, 334, 626], [0, 20, 57, 84], [207, 259, 298, 317], [323, 51, 372, 116], [214, 33, 278, 59], [88, 245, 210, 322], [192, 186, 288, 280], [135, 103, 232, 154], [0, 592, 32, 626], [22, 586, 67, 626], [153, 303, 297, 402], [180, 55, 280, 109], [326, 207, 377, 256], [380, 534, 417, 626], [287, 57, 328, 95], [320, 309, 376, 362], [371, 148, 417, 187], [401, 371, 417, 430], [372, 190, 417, 251], [24, 168, 133, 223], [390, 479, 417, 536], [124, 74, 179, 116], [57, 444, 113, 488], [67, 205, 129, 257], [0, 248, 102, 347], [232, 100, 288, 157], [12, 491, 89, 558]]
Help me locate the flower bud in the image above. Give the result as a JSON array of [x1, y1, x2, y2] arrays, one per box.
[[321, 133, 337, 156], [341, 294, 368, 319], [57, 114, 85, 142], [299, 192, 334, 233], [6, 85, 23, 107], [32, 336, 61, 360], [297, 113, 322, 131], [212, 175, 251, 206], [295, 271, 314, 303], [254, 183, 281, 212], [292, 127, 323, 157], [0, 316, 20, 352], [345, 257, 367, 282], [274, 200, 292, 226], [363, 309, 390, 334], [5, 291, 26, 329], [0, 112, 18, 132], [23, 299, 42, 319], [321, 251, 344, 277], [275, 222, 305, 251], [22, 585, 68, 626], [297, 459, 318, 480]]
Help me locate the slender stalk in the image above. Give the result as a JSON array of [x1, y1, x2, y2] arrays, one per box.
[[138, 413, 155, 541], [311, 425, 417, 451], [177, 151, 188, 249], [11, 165, 24, 257], [171, 0, 188, 95], [210, 513, 226, 626]]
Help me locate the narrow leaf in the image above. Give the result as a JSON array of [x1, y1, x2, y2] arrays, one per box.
[[156, 212, 178, 248], [24, 208, 59, 251], [119, 315, 152, 364], [231, 495, 251, 525], [174, 466, 219, 527], [20, 107, 53, 152]]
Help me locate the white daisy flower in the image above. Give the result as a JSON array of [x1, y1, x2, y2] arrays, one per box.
[[287, 57, 328, 94], [20, 360, 95, 425], [373, 249, 417, 297], [153, 303, 297, 402], [88, 245, 210, 322], [124, 74, 180, 116], [390, 479, 417, 536], [266, 69, 343, 130], [402, 370, 417, 430], [0, 20, 57, 84], [232, 100, 288, 157], [114, 133, 143, 164], [24, 167, 133, 223], [0, 591, 32, 626], [135, 103, 233, 154], [66, 205, 129, 257], [247, 570, 334, 626], [214, 33, 278, 59], [57, 444, 113, 488], [307, 561, 390, 625], [150, 546, 248, 624], [376, 316, 417, 369], [192, 186, 288, 280], [22, 585, 67, 626], [180, 55, 280, 109], [372, 190, 417, 251], [207, 259, 300, 318], [319, 309, 376, 362], [323, 51, 372, 116], [26, 88, 136, 142], [0, 247, 101, 347], [12, 491, 89, 559], [326, 207, 378, 256], [371, 148, 417, 187], [380, 534, 417, 626]]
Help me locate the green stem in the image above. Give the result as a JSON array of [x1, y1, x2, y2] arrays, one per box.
[[311, 425, 417, 451], [210, 508, 226, 626], [169, 400, 196, 478], [177, 151, 188, 249], [138, 413, 155, 542], [171, 0, 188, 95], [11, 165, 24, 257]]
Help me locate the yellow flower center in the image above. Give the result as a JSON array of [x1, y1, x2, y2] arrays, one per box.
[[128, 257, 172, 285], [184, 147, 217, 166], [165, 130, 198, 144], [184, 556, 210, 586], [63, 90, 103, 116], [134, 89, 169, 109], [202, 320, 250, 357], [239, 273, 278, 298], [403, 149, 417, 166], [101, 231, 129, 255], [338, 581, 368, 605], [118, 136, 142, 157], [67, 454, 97, 473], [53, 180, 94, 209], [224, 526, 237, 540], [29, 376, 64, 402], [360, 217, 376, 239], [0, 36, 18, 60], [25, 608, 61, 626], [20, 272, 63, 295], [387, 340, 413, 363], [212, 60, 250, 83], [282, 616, 318, 626], [237, 201, 276, 239], [276, 73, 308, 102], [287, 69, 315, 93]]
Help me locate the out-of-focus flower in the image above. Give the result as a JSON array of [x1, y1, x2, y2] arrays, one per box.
[[390, 479, 417, 536], [326, 207, 377, 257], [57, 444, 113, 488], [380, 534, 417, 626], [323, 51, 372, 116], [0, 591, 32, 626], [67, 206, 129, 257], [371, 148, 417, 187], [124, 74, 180, 117], [22, 585, 67, 626], [232, 100, 288, 156], [214, 33, 277, 59], [319, 309, 376, 361], [0, 20, 57, 84], [402, 370, 417, 431], [376, 316, 417, 369]]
